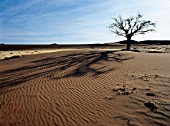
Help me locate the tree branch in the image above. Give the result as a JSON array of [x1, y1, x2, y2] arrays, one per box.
[[108, 13, 156, 40]]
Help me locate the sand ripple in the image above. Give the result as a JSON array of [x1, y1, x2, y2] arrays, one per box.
[[0, 50, 170, 126]]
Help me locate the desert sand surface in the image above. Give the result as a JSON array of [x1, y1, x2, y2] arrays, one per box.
[[0, 49, 82, 60], [0, 49, 170, 126], [0, 48, 122, 61]]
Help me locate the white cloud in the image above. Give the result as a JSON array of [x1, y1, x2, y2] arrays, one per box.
[[1, 0, 170, 44]]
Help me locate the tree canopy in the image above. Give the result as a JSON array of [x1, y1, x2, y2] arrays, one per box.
[[108, 14, 156, 50]]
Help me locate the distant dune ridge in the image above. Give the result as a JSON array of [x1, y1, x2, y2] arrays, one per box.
[[0, 43, 115, 50], [0, 44, 170, 125], [1, 40, 170, 50]]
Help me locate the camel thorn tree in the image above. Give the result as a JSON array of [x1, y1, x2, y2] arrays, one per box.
[[108, 14, 156, 50]]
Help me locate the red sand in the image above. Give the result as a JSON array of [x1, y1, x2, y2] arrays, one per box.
[[0, 50, 170, 126]]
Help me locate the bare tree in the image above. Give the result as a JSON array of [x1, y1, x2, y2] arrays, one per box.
[[108, 14, 156, 50]]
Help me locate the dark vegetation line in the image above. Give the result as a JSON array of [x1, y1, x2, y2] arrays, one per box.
[[1, 40, 170, 51]]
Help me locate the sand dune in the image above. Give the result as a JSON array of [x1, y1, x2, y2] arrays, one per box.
[[0, 49, 170, 126]]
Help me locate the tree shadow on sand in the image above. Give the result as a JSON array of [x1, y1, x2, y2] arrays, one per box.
[[0, 51, 133, 89]]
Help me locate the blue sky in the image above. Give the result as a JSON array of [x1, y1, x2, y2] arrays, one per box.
[[0, 0, 170, 44]]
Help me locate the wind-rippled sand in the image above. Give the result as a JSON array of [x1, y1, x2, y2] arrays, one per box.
[[0, 50, 170, 126]]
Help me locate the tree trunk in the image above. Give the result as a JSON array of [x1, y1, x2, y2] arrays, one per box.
[[126, 37, 131, 51]]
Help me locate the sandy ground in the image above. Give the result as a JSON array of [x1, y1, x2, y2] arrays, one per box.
[[0, 49, 82, 60], [0, 48, 121, 60], [0, 49, 170, 126], [131, 44, 170, 53]]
